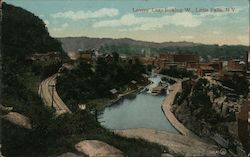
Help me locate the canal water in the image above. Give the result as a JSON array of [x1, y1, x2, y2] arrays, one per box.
[[99, 75, 179, 133]]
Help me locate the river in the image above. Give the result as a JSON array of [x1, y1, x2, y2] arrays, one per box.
[[99, 75, 178, 133]]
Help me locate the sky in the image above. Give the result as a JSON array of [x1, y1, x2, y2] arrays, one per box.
[[6, 0, 250, 45]]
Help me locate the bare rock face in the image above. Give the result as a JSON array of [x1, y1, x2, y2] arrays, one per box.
[[75, 140, 123, 157], [57, 152, 84, 157], [1, 112, 32, 129], [161, 153, 174, 157]]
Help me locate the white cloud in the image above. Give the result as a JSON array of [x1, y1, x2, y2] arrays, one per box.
[[52, 23, 69, 31], [180, 35, 194, 40], [62, 23, 69, 28], [211, 31, 221, 35], [51, 8, 119, 20], [93, 12, 202, 30]]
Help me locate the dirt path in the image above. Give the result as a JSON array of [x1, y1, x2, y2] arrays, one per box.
[[161, 81, 199, 139], [114, 128, 219, 156]]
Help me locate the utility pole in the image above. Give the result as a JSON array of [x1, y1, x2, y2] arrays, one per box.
[[49, 84, 55, 109]]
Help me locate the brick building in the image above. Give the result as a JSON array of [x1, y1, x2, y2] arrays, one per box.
[[228, 59, 246, 72], [197, 62, 223, 77], [159, 53, 199, 63]]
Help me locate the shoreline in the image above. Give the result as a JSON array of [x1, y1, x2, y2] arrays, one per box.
[[97, 81, 154, 109], [114, 128, 218, 156], [161, 81, 200, 139]]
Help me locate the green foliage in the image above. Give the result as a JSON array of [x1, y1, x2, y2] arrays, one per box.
[[220, 74, 249, 96], [173, 79, 224, 137], [0, 3, 167, 157], [41, 61, 62, 80], [1, 2, 64, 156], [190, 79, 213, 116], [57, 58, 146, 111], [2, 3, 62, 58], [112, 51, 119, 62]]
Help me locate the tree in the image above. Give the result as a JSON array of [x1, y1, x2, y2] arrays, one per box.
[[112, 51, 119, 62]]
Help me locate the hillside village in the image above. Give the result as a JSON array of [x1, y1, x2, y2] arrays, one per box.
[[28, 47, 250, 156]]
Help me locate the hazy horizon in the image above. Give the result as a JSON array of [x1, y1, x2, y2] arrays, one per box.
[[56, 35, 248, 47], [6, 0, 250, 46]]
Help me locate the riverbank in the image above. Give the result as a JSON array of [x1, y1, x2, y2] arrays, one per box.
[[161, 80, 199, 139], [114, 128, 218, 156], [89, 81, 153, 110]]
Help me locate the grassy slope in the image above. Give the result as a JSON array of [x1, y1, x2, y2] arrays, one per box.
[[1, 3, 166, 157]]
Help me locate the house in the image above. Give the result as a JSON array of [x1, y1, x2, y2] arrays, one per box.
[[128, 80, 138, 90], [109, 89, 118, 99]]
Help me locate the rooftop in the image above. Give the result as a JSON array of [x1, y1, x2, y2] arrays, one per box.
[[109, 89, 118, 94]]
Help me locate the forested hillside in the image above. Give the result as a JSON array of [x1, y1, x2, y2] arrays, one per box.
[[1, 2, 64, 156], [59, 37, 248, 60]]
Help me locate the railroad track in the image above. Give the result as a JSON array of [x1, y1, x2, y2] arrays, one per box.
[[38, 74, 72, 115]]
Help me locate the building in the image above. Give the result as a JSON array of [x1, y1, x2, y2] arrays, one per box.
[[159, 53, 199, 63], [197, 65, 214, 76], [195, 62, 223, 77], [138, 57, 155, 66], [156, 53, 199, 71], [246, 51, 250, 70], [109, 89, 118, 99], [159, 54, 175, 62], [174, 54, 199, 63], [228, 59, 246, 73], [128, 80, 138, 90]]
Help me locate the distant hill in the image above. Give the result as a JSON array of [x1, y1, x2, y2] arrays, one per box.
[[58, 37, 200, 52], [58, 37, 248, 60]]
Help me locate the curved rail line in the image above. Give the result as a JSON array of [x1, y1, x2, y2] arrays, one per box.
[[39, 74, 72, 115]]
